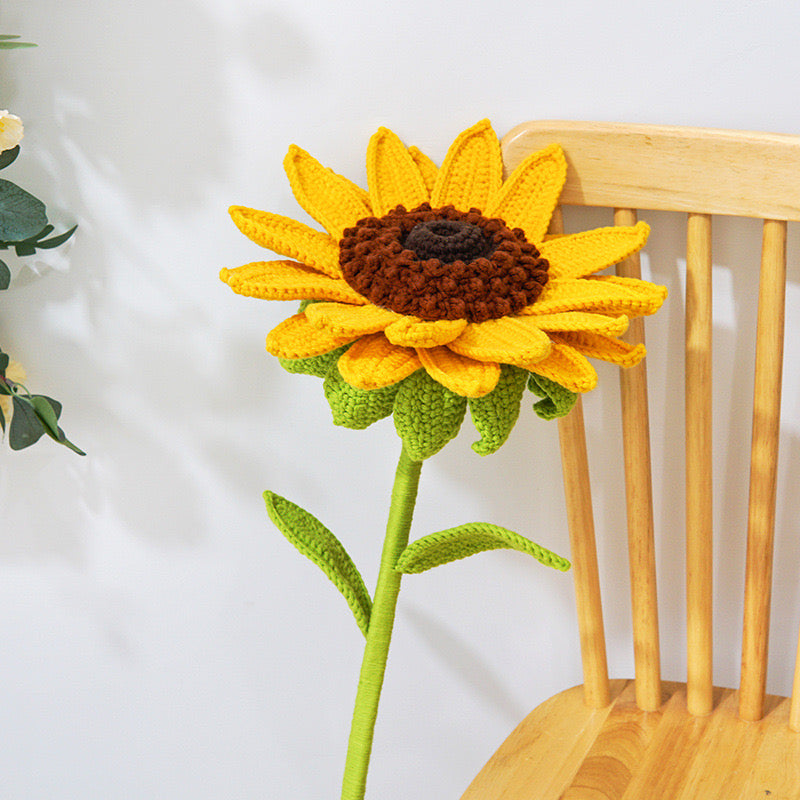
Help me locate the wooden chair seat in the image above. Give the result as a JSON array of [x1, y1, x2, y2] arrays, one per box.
[[462, 680, 800, 799]]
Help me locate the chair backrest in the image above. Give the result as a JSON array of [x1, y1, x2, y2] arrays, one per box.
[[500, 121, 800, 725]]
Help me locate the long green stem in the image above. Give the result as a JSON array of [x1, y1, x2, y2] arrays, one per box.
[[340, 445, 423, 800]]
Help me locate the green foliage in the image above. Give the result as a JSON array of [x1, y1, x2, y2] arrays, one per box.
[[0, 145, 19, 170], [0, 179, 47, 241], [393, 370, 466, 461], [279, 343, 349, 378], [0, 35, 35, 49], [0, 259, 9, 290], [264, 490, 372, 636], [395, 521, 570, 575], [0, 357, 85, 454], [323, 366, 398, 430], [468, 365, 529, 455], [528, 372, 578, 420]]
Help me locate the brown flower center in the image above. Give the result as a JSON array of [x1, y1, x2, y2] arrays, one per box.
[[338, 204, 550, 323]]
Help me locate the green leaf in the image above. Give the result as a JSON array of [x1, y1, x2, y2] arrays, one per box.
[[396, 522, 571, 574], [468, 365, 528, 455], [0, 350, 8, 375], [9, 395, 46, 449], [0, 403, 5, 432], [528, 372, 578, 420], [0, 145, 19, 170], [0, 179, 48, 241], [279, 343, 349, 379], [323, 366, 398, 430], [0, 259, 9, 290], [393, 370, 466, 461], [264, 491, 372, 637], [32, 394, 85, 455], [35, 224, 78, 250]]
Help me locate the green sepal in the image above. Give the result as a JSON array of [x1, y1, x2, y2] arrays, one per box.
[[0, 179, 48, 241], [278, 344, 349, 378], [0, 259, 9, 290], [0, 146, 19, 171], [264, 490, 372, 637], [323, 366, 398, 430], [395, 522, 571, 574], [468, 365, 528, 455], [528, 372, 578, 420], [393, 370, 466, 461]]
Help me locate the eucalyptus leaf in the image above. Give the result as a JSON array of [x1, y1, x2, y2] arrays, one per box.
[[0, 145, 19, 170], [0, 259, 9, 290], [264, 491, 372, 637], [0, 179, 47, 241], [0, 403, 4, 432], [9, 395, 45, 450], [395, 522, 570, 574], [0, 350, 8, 375], [35, 224, 78, 249]]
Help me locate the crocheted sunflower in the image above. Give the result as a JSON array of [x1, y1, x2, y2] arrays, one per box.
[[221, 120, 666, 459]]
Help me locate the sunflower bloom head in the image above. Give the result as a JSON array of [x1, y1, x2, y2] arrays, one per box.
[[221, 120, 667, 460]]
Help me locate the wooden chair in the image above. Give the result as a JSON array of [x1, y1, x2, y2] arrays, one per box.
[[461, 121, 800, 799]]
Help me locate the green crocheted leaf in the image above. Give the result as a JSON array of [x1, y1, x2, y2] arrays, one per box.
[[264, 491, 372, 637], [323, 366, 399, 430], [393, 370, 467, 461], [395, 522, 570, 574], [279, 343, 349, 378], [528, 372, 578, 420], [468, 365, 528, 455]]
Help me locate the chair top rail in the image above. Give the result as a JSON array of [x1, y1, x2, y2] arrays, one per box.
[[502, 121, 800, 221]]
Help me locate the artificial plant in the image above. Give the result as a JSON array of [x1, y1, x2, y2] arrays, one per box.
[[0, 35, 82, 453], [221, 119, 667, 799]]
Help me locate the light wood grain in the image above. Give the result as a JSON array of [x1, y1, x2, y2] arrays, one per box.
[[614, 207, 661, 713], [791, 625, 800, 731], [502, 120, 800, 220], [685, 212, 714, 717], [739, 219, 787, 722], [461, 681, 798, 800]]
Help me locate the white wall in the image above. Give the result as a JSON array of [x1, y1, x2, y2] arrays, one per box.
[[2, 1, 800, 798]]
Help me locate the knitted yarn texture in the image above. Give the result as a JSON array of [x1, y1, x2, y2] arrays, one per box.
[[221, 119, 668, 458]]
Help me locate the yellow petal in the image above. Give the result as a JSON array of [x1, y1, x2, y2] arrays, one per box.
[[220, 261, 367, 304], [485, 143, 566, 244], [523, 340, 598, 394], [448, 316, 552, 366], [367, 127, 429, 216], [384, 316, 467, 347], [408, 146, 438, 195], [557, 331, 647, 367], [337, 333, 421, 390], [229, 206, 341, 277], [283, 144, 373, 240], [431, 119, 503, 211], [266, 313, 358, 359], [522, 276, 668, 317], [304, 302, 400, 336], [526, 311, 629, 337], [417, 346, 501, 398], [538, 222, 650, 279]]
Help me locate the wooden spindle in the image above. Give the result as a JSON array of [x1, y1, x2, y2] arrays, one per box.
[[685, 212, 714, 716], [551, 205, 610, 709], [791, 622, 800, 731], [739, 218, 787, 722], [614, 208, 661, 712]]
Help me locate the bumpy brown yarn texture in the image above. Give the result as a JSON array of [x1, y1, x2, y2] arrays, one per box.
[[339, 204, 550, 323]]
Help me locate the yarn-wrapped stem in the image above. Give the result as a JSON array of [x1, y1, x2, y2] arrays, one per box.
[[340, 445, 423, 800]]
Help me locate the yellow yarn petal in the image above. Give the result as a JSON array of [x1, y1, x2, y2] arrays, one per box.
[[447, 316, 552, 366], [538, 222, 650, 279], [522, 340, 598, 394], [367, 128, 429, 217], [283, 144, 373, 240], [526, 311, 629, 337], [418, 346, 501, 398], [408, 146, 438, 195], [384, 316, 467, 348], [304, 302, 400, 336], [266, 313, 358, 359], [485, 143, 567, 244], [557, 331, 647, 367], [522, 276, 668, 318], [220, 261, 367, 304], [431, 119, 503, 211], [337, 333, 421, 390], [229, 206, 341, 278]]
